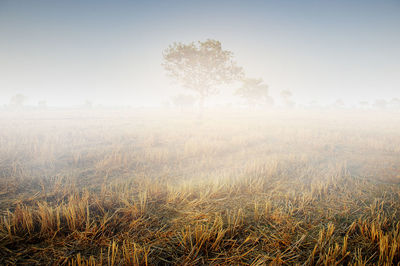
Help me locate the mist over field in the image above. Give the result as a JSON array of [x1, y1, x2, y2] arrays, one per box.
[[1, 0, 400, 265]]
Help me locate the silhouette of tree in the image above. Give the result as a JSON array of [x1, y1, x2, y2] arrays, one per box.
[[308, 100, 319, 108], [280, 90, 295, 108], [10, 94, 27, 107], [334, 99, 345, 108], [359, 101, 369, 109], [374, 99, 387, 109], [38, 100, 47, 109], [235, 78, 273, 107], [84, 99, 93, 109], [390, 98, 400, 109], [162, 39, 243, 109]]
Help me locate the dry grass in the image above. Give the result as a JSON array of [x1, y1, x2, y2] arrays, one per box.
[[0, 109, 399, 265]]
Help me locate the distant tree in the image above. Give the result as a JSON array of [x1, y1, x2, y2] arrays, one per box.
[[172, 94, 196, 109], [308, 100, 319, 108], [359, 101, 369, 109], [334, 99, 345, 108], [83, 99, 93, 109], [373, 99, 387, 109], [390, 98, 400, 109], [280, 90, 295, 108], [10, 94, 27, 107], [235, 78, 273, 107], [162, 39, 244, 109], [38, 100, 47, 109]]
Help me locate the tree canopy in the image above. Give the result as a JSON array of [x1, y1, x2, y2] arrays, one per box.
[[162, 39, 243, 107], [235, 78, 273, 107]]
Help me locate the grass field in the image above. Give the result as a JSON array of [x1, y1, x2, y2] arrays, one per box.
[[1, 109, 399, 265]]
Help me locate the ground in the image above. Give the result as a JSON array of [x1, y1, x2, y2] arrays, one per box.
[[0, 109, 399, 265]]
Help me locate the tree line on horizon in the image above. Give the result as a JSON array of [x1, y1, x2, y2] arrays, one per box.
[[5, 92, 400, 111], [162, 39, 400, 110], [3, 39, 399, 110]]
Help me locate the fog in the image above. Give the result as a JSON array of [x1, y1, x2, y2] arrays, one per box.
[[1, 0, 399, 107], [1, 1, 400, 265]]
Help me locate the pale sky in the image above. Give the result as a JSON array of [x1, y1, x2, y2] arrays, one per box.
[[0, 0, 399, 106]]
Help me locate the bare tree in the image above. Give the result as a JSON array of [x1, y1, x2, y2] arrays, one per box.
[[162, 39, 243, 109], [235, 78, 273, 108]]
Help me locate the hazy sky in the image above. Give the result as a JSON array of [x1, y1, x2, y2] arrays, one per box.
[[1, 0, 399, 106]]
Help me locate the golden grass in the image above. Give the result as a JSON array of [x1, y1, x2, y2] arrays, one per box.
[[0, 109, 399, 264]]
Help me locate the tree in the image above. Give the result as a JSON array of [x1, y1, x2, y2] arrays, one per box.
[[390, 98, 400, 109], [235, 78, 273, 107], [38, 100, 47, 109], [162, 39, 243, 109], [308, 100, 319, 108], [334, 99, 345, 108], [373, 99, 387, 109], [83, 99, 93, 109], [280, 90, 295, 108], [10, 94, 27, 107], [359, 101, 369, 109]]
